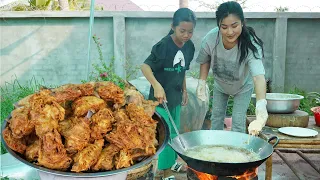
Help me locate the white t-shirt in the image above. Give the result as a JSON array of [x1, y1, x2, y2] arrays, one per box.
[[196, 27, 265, 95]]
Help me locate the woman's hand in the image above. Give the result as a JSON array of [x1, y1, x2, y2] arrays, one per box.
[[248, 99, 268, 135], [196, 79, 207, 101], [182, 90, 188, 106], [153, 82, 166, 104]]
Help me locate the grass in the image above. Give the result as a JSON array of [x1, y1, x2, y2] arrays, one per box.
[[288, 87, 320, 115], [0, 77, 47, 155]]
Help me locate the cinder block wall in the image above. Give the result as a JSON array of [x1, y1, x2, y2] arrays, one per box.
[[0, 12, 319, 92]]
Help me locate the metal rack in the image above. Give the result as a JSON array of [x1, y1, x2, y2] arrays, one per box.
[[274, 148, 320, 180]]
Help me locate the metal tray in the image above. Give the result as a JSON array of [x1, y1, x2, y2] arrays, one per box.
[[1, 112, 169, 177]]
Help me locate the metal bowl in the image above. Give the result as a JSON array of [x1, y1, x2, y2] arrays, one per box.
[[252, 93, 304, 114], [1, 112, 169, 178]]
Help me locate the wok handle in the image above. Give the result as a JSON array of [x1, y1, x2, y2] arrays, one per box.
[[267, 136, 279, 148]]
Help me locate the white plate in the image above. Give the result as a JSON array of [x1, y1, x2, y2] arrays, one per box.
[[278, 127, 318, 137]]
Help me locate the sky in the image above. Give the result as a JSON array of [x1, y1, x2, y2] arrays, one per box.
[[131, 0, 320, 12]]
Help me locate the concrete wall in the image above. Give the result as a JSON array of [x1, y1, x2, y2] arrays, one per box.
[[0, 11, 319, 92]]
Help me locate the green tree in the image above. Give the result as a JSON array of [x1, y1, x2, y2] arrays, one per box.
[[275, 6, 289, 12]]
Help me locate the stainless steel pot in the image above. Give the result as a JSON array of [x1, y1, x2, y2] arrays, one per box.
[[252, 93, 304, 114], [169, 130, 279, 176], [1, 112, 169, 178]]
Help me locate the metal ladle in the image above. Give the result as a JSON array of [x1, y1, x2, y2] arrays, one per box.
[[162, 100, 186, 150]]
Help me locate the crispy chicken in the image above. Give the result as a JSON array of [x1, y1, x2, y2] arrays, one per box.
[[37, 129, 72, 170], [105, 120, 157, 152], [78, 82, 95, 96], [124, 88, 144, 106], [16, 94, 33, 107], [29, 89, 57, 111], [72, 96, 106, 117], [115, 149, 133, 169], [3, 81, 159, 173], [8, 106, 34, 139], [50, 84, 82, 104], [126, 103, 157, 128], [128, 147, 156, 160], [92, 144, 120, 171], [96, 82, 125, 108], [60, 117, 91, 154], [142, 100, 159, 117], [71, 139, 104, 172], [2, 127, 27, 154], [113, 109, 129, 123], [25, 139, 40, 161], [30, 102, 65, 137], [91, 108, 115, 140], [124, 88, 159, 117]]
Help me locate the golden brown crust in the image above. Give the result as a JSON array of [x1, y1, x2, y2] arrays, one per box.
[[3, 81, 159, 173]]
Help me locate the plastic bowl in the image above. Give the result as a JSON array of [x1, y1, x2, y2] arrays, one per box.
[[252, 93, 304, 114], [311, 106, 320, 126]]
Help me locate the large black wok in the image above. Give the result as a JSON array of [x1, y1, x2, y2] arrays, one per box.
[[1, 112, 169, 177], [169, 130, 279, 176]]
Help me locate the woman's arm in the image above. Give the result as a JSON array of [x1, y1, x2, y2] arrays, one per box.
[[141, 63, 166, 103], [141, 63, 159, 87], [183, 75, 187, 91], [253, 74, 266, 100], [199, 62, 210, 80], [182, 75, 188, 106]]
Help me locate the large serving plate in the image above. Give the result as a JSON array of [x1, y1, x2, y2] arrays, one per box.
[[1, 112, 169, 177]]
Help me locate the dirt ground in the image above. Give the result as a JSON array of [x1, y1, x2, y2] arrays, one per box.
[[152, 151, 320, 180]]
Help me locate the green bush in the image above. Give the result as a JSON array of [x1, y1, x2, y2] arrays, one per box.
[[82, 35, 139, 88]]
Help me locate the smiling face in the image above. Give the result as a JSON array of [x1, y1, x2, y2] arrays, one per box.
[[219, 14, 242, 49], [172, 21, 194, 44]]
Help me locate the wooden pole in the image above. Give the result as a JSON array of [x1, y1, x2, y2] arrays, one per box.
[[179, 0, 189, 8]]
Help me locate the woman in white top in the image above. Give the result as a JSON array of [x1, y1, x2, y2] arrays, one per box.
[[196, 1, 268, 135]]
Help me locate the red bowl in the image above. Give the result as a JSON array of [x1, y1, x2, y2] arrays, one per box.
[[311, 106, 320, 126]]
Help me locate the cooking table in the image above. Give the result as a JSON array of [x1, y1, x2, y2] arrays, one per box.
[[246, 116, 320, 180]]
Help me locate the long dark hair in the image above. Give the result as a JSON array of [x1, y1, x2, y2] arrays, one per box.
[[215, 1, 264, 64], [168, 8, 197, 35]]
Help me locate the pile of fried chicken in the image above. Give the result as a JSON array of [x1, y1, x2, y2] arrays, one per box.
[[2, 81, 160, 172]]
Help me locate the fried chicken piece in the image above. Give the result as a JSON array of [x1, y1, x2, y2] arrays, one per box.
[[16, 94, 33, 107], [113, 109, 129, 123], [78, 82, 95, 96], [91, 108, 115, 140], [60, 117, 91, 154], [37, 129, 72, 170], [71, 139, 104, 172], [96, 82, 125, 108], [92, 144, 120, 171], [126, 103, 157, 128], [124, 88, 144, 106], [72, 96, 106, 117], [2, 127, 27, 154], [128, 147, 156, 161], [8, 106, 34, 139], [141, 100, 159, 117], [29, 89, 57, 110], [30, 102, 64, 137], [25, 139, 40, 161], [124, 86, 159, 117], [50, 84, 82, 104], [106, 120, 157, 152], [28, 89, 65, 137], [115, 149, 133, 169]]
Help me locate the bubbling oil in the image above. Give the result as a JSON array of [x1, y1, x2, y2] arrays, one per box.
[[185, 145, 261, 163]]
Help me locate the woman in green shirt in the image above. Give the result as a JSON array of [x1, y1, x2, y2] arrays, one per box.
[[141, 8, 196, 179]]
